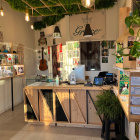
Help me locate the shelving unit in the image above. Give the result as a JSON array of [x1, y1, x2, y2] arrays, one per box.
[[0, 42, 24, 80], [0, 42, 25, 111]]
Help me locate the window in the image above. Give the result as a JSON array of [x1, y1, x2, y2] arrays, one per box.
[[80, 41, 100, 71]]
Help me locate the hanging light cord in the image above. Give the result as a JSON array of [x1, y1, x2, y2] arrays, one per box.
[[1, 0, 2, 8], [86, 13, 88, 24]]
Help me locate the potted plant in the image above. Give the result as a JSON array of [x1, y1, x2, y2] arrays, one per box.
[[95, 90, 122, 140], [115, 10, 140, 63]]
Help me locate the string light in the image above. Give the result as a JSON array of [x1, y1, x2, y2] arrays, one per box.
[[81, 0, 95, 8], [25, 9, 30, 22], [0, 0, 4, 16], [31, 24, 34, 30]]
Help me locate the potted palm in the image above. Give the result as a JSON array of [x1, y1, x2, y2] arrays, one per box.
[[95, 90, 122, 140]]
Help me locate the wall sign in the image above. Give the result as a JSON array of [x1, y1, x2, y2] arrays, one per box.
[[70, 10, 106, 40], [73, 25, 101, 36]]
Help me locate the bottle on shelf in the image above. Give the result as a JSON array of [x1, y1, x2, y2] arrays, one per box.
[[56, 75, 59, 86]]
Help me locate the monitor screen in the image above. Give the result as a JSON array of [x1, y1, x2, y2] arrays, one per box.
[[106, 73, 113, 77], [69, 65, 85, 83], [94, 77, 104, 86], [74, 65, 85, 83]]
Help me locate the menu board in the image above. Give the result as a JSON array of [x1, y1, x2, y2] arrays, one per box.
[[131, 77, 140, 86]]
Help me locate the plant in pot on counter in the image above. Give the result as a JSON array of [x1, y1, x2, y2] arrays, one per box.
[[115, 10, 140, 58], [95, 90, 123, 139]]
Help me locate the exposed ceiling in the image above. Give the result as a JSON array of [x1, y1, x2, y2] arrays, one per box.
[[5, 0, 92, 17], [5, 0, 117, 17], [5, 0, 117, 30]]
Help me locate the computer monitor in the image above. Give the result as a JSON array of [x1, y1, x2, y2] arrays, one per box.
[[94, 77, 104, 86], [105, 73, 114, 84], [69, 65, 85, 83]]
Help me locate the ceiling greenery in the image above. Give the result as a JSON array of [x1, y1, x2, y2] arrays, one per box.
[[5, 0, 117, 30]]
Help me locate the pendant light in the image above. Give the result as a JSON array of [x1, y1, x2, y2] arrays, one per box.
[[0, 0, 4, 17], [53, 25, 61, 38], [81, 0, 95, 8], [31, 23, 34, 30], [83, 14, 93, 37], [25, 9, 30, 22]]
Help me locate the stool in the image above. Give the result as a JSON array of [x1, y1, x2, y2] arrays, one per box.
[[101, 119, 120, 140]]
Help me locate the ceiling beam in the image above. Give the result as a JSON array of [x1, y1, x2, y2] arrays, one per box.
[[22, 0, 44, 16], [58, 0, 68, 13], [40, 0, 53, 13], [31, 10, 92, 17], [28, 3, 82, 9], [77, 4, 81, 12]]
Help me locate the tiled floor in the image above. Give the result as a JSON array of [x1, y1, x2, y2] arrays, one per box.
[[0, 103, 103, 140]]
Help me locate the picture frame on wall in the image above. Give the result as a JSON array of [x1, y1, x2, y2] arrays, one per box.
[[102, 57, 108, 63], [102, 49, 109, 56], [108, 41, 115, 49]]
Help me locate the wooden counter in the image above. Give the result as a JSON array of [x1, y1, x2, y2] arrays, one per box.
[[24, 82, 111, 127]]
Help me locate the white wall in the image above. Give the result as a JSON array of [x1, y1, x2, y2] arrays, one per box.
[[0, 1, 36, 113], [35, 4, 118, 80]]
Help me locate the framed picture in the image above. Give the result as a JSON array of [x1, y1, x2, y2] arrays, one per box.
[[102, 49, 109, 56], [102, 57, 108, 63], [17, 66, 24, 75], [108, 41, 115, 49]]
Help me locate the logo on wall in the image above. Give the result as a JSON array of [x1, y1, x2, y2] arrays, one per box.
[[70, 11, 106, 40], [73, 25, 101, 36]]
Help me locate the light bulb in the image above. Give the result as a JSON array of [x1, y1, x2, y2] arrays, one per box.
[[0, 7, 4, 16], [31, 24, 34, 30], [25, 9, 30, 22], [81, 0, 95, 8], [86, 0, 90, 7]]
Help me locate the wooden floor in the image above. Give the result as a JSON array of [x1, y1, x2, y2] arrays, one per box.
[[0, 103, 103, 140]]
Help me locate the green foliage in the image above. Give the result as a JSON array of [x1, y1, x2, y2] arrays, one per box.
[[6, 0, 116, 30], [117, 9, 140, 58], [6, 0, 28, 11], [33, 21, 46, 30], [95, 0, 116, 9], [42, 15, 65, 26], [95, 90, 122, 120]]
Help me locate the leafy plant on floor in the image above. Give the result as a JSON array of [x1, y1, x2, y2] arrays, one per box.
[[95, 90, 122, 120]]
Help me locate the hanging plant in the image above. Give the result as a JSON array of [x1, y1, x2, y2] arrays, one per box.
[[95, 0, 116, 9], [33, 21, 46, 30], [6, 0, 116, 30]]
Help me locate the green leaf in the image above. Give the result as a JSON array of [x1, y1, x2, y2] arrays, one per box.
[[129, 28, 134, 36], [134, 41, 140, 50], [125, 17, 132, 28], [133, 9, 139, 17]]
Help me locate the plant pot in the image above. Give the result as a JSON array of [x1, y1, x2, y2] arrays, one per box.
[[136, 57, 140, 70]]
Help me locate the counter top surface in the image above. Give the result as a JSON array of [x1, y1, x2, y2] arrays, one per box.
[[25, 82, 111, 90]]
